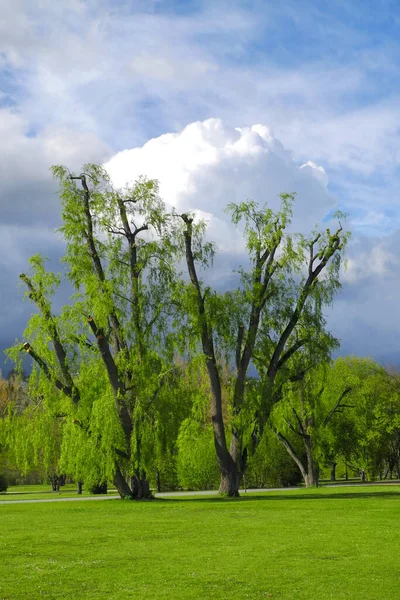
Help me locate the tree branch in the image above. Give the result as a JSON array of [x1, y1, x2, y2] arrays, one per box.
[[86, 315, 133, 445], [323, 386, 352, 426], [276, 338, 307, 371], [20, 273, 79, 404], [273, 427, 307, 481], [267, 224, 344, 382], [235, 324, 244, 371], [70, 174, 127, 353], [21, 343, 76, 402], [292, 406, 306, 435]]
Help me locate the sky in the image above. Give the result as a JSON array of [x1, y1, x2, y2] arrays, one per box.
[[1, 0, 400, 373]]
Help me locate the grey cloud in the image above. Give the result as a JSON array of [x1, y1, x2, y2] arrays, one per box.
[[0, 111, 111, 373]]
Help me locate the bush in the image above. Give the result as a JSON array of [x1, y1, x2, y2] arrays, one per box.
[[177, 420, 220, 490], [245, 428, 302, 488], [0, 474, 8, 493], [88, 482, 107, 494]]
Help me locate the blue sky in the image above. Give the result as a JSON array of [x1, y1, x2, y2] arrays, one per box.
[[1, 0, 400, 369]]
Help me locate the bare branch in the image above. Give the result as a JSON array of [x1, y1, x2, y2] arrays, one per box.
[[70, 175, 127, 353], [273, 427, 307, 481], [132, 223, 149, 240], [19, 273, 80, 405], [21, 343, 77, 402], [323, 386, 352, 427], [267, 225, 344, 382], [107, 228, 128, 237], [235, 324, 244, 371], [308, 233, 321, 276]]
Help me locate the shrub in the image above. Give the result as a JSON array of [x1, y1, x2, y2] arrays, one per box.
[[88, 482, 107, 494], [177, 420, 220, 490], [245, 428, 302, 488], [0, 474, 8, 493]]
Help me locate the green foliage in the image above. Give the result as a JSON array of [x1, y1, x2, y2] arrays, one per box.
[[177, 420, 220, 490], [270, 356, 397, 483], [245, 427, 302, 488]]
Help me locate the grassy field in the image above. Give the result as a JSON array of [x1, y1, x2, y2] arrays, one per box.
[[1, 486, 400, 599]]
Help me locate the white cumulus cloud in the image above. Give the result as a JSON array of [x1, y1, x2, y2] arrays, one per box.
[[105, 118, 335, 244]]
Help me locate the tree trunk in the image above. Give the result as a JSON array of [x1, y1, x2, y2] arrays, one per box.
[[182, 216, 237, 497], [224, 430, 245, 497], [114, 465, 133, 498], [304, 436, 318, 487], [77, 481, 83, 495], [130, 470, 153, 499], [50, 475, 60, 492], [219, 466, 240, 497], [276, 431, 318, 488], [276, 432, 308, 484], [330, 462, 337, 482], [156, 470, 161, 494], [304, 467, 318, 487]]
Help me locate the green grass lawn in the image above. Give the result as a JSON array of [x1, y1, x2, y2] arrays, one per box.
[[1, 486, 400, 599]]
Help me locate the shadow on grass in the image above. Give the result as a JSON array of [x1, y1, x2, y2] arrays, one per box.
[[155, 490, 400, 503]]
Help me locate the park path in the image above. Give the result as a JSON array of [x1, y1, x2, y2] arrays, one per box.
[[0, 482, 398, 506]]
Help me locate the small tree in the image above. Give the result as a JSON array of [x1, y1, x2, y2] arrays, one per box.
[[272, 357, 386, 486]]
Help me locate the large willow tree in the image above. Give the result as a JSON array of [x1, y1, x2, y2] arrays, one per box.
[[8, 165, 179, 498], [178, 197, 349, 495]]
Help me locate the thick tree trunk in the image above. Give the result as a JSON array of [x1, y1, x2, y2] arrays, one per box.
[[114, 465, 133, 498], [225, 431, 245, 496], [182, 216, 238, 497], [219, 466, 240, 497], [77, 481, 83, 495], [304, 467, 318, 487], [330, 462, 337, 482], [50, 475, 60, 492], [130, 470, 153, 499]]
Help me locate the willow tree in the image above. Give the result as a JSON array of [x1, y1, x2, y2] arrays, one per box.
[[178, 196, 349, 495], [277, 356, 397, 485], [270, 358, 358, 487], [8, 164, 179, 498]]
